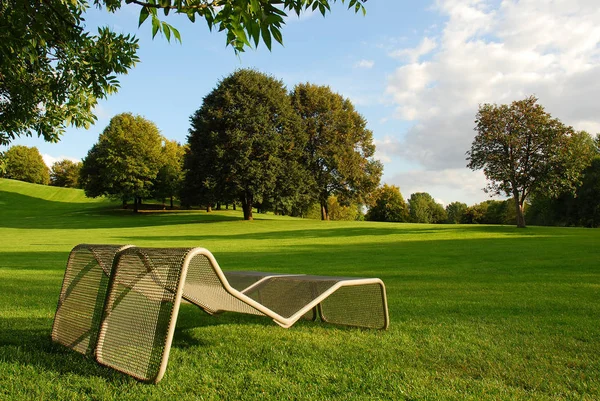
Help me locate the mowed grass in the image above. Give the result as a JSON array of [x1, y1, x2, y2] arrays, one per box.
[[1, 178, 599, 400]]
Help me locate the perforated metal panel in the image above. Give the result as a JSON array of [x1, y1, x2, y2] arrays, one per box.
[[51, 244, 132, 356], [319, 282, 388, 329], [183, 256, 265, 316], [95, 247, 190, 383]]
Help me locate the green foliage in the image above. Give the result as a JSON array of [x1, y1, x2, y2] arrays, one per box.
[[365, 184, 408, 222], [3, 145, 50, 185], [184, 69, 304, 220], [461, 200, 514, 225], [467, 96, 595, 228], [153, 139, 186, 208], [407, 192, 446, 224], [79, 113, 164, 211], [290, 83, 382, 220], [0, 0, 139, 145], [445, 201, 467, 224], [97, 0, 367, 53], [50, 159, 82, 188], [527, 156, 600, 228], [0, 151, 6, 176]]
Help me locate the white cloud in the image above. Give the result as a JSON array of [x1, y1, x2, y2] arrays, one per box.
[[42, 154, 81, 168], [389, 37, 437, 63], [354, 59, 375, 69], [384, 0, 600, 173]]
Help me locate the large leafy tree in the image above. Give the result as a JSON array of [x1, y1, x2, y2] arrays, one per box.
[[365, 184, 408, 223], [467, 96, 595, 228], [50, 159, 82, 188], [3, 145, 50, 185], [1, 0, 366, 145], [79, 113, 164, 212], [290, 83, 382, 220], [184, 69, 304, 220]]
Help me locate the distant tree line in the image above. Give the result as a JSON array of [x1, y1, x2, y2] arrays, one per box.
[[2, 86, 597, 227]]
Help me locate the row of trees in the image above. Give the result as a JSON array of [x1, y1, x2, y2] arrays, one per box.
[[364, 184, 518, 225], [182, 69, 382, 220], [0, 145, 81, 187], [75, 70, 382, 219]]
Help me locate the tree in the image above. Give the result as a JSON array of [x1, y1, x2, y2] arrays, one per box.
[[1, 0, 366, 145], [79, 113, 164, 212], [407, 192, 446, 224], [3, 145, 50, 184], [184, 69, 304, 220], [50, 159, 82, 188], [365, 184, 408, 222], [445, 201, 467, 224], [153, 140, 186, 209], [576, 156, 600, 227], [467, 96, 595, 228], [0, 151, 6, 177], [290, 83, 382, 220]]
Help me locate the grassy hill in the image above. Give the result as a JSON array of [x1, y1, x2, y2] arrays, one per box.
[[1, 179, 599, 400]]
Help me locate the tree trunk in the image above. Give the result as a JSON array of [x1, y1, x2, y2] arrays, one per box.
[[206, 205, 212, 212], [241, 193, 253, 220], [513, 193, 526, 228], [216, 202, 221, 210], [233, 203, 236, 211], [133, 196, 139, 213], [122, 198, 128, 209], [321, 201, 329, 221], [170, 196, 174, 209]]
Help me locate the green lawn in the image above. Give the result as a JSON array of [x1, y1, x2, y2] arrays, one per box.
[[1, 178, 599, 400]]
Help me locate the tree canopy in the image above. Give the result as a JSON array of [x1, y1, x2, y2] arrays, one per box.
[[1, 0, 366, 145], [50, 159, 82, 188], [467, 96, 595, 228], [184, 69, 304, 220], [0, 0, 139, 145], [79, 113, 164, 212], [445, 201, 467, 224], [407, 192, 446, 224], [365, 184, 408, 223], [153, 139, 186, 208], [3, 145, 50, 185], [290, 83, 382, 220]]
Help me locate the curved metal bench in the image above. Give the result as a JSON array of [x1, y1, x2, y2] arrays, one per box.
[[52, 244, 389, 383]]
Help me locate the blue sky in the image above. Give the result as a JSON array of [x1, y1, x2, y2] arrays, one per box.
[[7, 0, 600, 206]]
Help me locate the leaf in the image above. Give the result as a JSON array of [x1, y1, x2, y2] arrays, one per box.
[[151, 16, 160, 38], [139, 7, 150, 27], [270, 26, 283, 46], [171, 26, 182, 43], [260, 24, 272, 50], [163, 23, 171, 41]]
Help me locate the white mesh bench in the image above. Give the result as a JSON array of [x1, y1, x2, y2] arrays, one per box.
[[52, 244, 389, 383]]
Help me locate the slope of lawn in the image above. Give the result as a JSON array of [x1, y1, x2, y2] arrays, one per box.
[[1, 179, 599, 400]]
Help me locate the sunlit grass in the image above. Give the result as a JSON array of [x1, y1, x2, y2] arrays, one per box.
[[1, 179, 599, 400]]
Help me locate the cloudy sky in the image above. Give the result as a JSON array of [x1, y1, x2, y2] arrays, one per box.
[[7, 0, 600, 205]]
